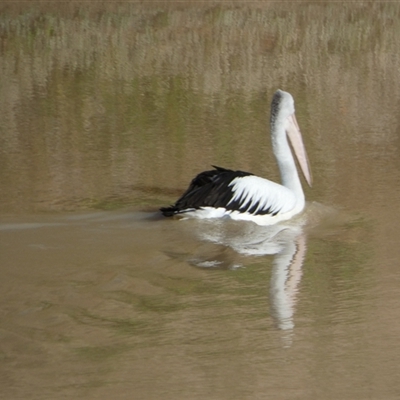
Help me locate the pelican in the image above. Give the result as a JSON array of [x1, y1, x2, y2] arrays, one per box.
[[160, 89, 312, 226]]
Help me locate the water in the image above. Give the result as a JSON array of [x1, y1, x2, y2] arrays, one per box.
[[1, 2, 400, 399]]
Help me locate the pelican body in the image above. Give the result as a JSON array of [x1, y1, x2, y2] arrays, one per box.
[[160, 90, 312, 226]]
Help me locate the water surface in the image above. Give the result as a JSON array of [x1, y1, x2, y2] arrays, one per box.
[[1, 2, 400, 399]]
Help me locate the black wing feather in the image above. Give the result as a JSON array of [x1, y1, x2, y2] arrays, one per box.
[[160, 166, 254, 216]]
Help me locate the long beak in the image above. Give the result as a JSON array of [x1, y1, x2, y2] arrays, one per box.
[[286, 113, 313, 187]]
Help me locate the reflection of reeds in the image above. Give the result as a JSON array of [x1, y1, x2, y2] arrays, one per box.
[[0, 3, 399, 212], [3, 3, 400, 97]]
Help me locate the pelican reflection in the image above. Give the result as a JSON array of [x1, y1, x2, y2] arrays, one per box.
[[186, 218, 308, 335]]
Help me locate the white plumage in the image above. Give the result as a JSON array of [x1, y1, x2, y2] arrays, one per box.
[[228, 176, 297, 215]]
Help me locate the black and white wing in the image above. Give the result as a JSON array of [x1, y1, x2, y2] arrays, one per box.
[[160, 166, 297, 218]]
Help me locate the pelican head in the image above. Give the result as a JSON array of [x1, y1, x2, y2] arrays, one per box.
[[271, 89, 312, 187]]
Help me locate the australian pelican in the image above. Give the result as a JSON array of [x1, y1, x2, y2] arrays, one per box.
[[160, 90, 312, 225]]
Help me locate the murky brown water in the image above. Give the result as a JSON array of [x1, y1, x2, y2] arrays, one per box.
[[1, 2, 400, 399]]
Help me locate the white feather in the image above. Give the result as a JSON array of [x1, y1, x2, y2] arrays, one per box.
[[228, 175, 299, 214]]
